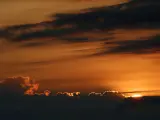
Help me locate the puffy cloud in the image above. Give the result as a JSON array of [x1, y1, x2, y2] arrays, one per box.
[[102, 91, 119, 95], [44, 90, 52, 96], [88, 91, 123, 99], [56, 92, 80, 97], [0, 76, 39, 96], [88, 92, 103, 96], [73, 92, 80, 96]]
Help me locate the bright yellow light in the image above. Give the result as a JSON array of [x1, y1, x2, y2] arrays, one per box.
[[131, 94, 142, 98]]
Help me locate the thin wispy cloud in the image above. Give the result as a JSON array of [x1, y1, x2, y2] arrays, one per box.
[[92, 35, 160, 56]]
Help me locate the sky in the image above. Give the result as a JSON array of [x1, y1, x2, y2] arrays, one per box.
[[0, 0, 160, 96], [0, 0, 126, 26]]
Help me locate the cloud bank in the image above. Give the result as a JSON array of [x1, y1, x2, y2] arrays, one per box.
[[0, 76, 39, 96]]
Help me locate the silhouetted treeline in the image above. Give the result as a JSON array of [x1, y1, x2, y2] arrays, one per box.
[[0, 95, 160, 120]]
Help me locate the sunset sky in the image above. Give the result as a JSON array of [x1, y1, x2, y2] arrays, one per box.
[[0, 0, 127, 26], [0, 0, 160, 96]]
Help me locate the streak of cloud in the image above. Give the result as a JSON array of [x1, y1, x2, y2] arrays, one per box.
[[92, 35, 160, 56], [0, 0, 159, 43]]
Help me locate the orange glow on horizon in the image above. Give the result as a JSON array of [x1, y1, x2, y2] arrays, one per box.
[[131, 94, 143, 98], [122, 93, 144, 98]]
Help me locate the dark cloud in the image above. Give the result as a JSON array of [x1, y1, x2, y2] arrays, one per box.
[[0, 76, 39, 96], [13, 27, 78, 42], [0, 0, 159, 43], [0, 0, 159, 60], [60, 36, 113, 43], [52, 0, 160, 29], [94, 35, 160, 55]]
